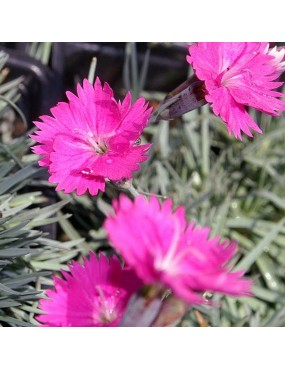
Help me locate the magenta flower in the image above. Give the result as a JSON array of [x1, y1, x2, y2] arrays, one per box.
[[36, 252, 141, 327], [31, 78, 152, 196], [187, 42, 285, 139], [104, 195, 252, 305]]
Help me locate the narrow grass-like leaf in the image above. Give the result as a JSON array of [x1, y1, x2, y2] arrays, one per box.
[[0, 165, 41, 195], [30, 261, 69, 271], [201, 105, 210, 176], [0, 248, 35, 258], [123, 43, 131, 92], [41, 42, 52, 65], [254, 190, 285, 211], [0, 95, 27, 130], [130, 42, 139, 100], [139, 47, 150, 94], [211, 194, 232, 236], [2, 272, 50, 289], [0, 315, 34, 327], [253, 286, 285, 303], [264, 306, 285, 327], [0, 162, 15, 179], [234, 218, 285, 272], [0, 300, 20, 309], [27, 213, 71, 228], [0, 77, 24, 95], [32, 199, 70, 221], [0, 282, 26, 296], [158, 121, 170, 159]]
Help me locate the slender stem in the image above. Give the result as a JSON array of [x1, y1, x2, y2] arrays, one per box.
[[148, 94, 179, 125], [123, 43, 131, 92], [201, 105, 210, 177], [127, 184, 140, 198], [139, 48, 151, 94], [130, 42, 139, 101], [88, 57, 97, 84]]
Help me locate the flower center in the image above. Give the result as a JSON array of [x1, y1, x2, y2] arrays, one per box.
[[219, 67, 252, 88], [216, 67, 232, 86], [73, 129, 109, 155], [85, 132, 108, 155], [93, 286, 122, 325]]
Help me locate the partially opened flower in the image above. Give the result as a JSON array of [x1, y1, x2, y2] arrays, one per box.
[[36, 252, 141, 327], [187, 42, 285, 139], [104, 195, 252, 305], [31, 78, 152, 196]]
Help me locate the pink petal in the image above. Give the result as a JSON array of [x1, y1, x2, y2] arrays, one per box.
[[207, 86, 262, 139], [105, 195, 252, 304], [31, 77, 152, 196], [187, 42, 285, 139], [36, 253, 142, 327]]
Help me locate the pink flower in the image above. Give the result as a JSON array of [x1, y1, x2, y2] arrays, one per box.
[[104, 195, 252, 305], [187, 42, 285, 139], [36, 252, 141, 327], [31, 78, 152, 196]]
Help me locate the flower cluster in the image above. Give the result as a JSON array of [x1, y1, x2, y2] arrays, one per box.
[[37, 195, 251, 326], [34, 42, 285, 327]]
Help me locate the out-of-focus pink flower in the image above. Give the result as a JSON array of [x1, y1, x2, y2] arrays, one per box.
[[36, 252, 141, 327], [104, 195, 252, 305], [187, 42, 285, 139], [31, 78, 152, 196]]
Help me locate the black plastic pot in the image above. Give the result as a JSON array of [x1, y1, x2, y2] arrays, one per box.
[[0, 42, 189, 123]]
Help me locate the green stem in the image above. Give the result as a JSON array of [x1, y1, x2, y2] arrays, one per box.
[[88, 57, 97, 84], [128, 184, 140, 198]]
